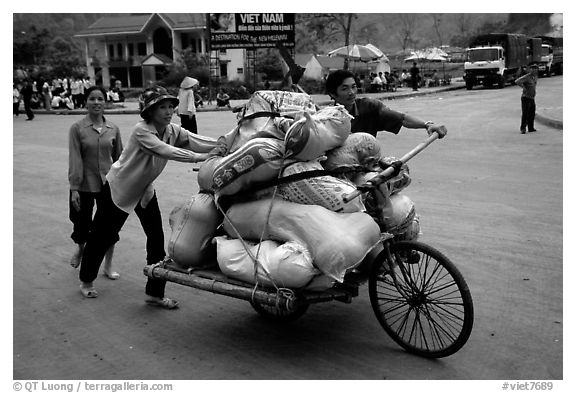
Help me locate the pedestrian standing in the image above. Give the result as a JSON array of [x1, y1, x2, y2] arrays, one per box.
[[515, 63, 539, 134], [177, 76, 199, 134], [410, 62, 420, 91], [13, 83, 21, 116], [42, 81, 52, 110], [20, 79, 35, 120], [77, 86, 217, 304], [83, 76, 93, 105], [69, 86, 123, 278], [70, 78, 83, 109]]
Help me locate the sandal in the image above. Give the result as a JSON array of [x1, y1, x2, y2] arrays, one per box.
[[103, 270, 120, 280], [80, 284, 99, 298], [145, 296, 179, 310]]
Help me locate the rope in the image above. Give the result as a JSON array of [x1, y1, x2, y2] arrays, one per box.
[[214, 195, 295, 311]]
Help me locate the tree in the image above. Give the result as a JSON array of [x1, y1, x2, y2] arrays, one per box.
[[255, 48, 284, 80], [296, 13, 357, 69], [13, 25, 52, 65], [431, 14, 444, 47], [449, 13, 474, 47], [397, 14, 418, 52]]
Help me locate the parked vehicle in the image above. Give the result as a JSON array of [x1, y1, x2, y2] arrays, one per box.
[[464, 33, 538, 90], [535, 35, 563, 76]]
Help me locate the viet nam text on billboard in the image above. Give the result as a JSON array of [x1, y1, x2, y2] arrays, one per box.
[[209, 13, 295, 50]]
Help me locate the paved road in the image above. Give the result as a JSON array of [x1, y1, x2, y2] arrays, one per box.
[[11, 78, 564, 384]]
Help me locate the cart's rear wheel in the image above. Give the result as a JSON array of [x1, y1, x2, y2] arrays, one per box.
[[250, 300, 309, 322], [369, 240, 474, 358]]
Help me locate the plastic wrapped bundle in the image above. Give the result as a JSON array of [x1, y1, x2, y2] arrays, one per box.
[[226, 90, 317, 153], [167, 193, 222, 269], [223, 198, 381, 282], [323, 132, 382, 172], [215, 236, 320, 288], [284, 105, 352, 161]]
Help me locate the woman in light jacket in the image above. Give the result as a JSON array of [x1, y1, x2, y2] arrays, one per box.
[[78, 86, 217, 308]]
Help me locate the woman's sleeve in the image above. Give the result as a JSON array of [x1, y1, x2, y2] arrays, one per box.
[[174, 124, 220, 153], [134, 125, 208, 163], [68, 124, 83, 190]]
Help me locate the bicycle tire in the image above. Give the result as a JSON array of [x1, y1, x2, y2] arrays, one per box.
[[368, 240, 474, 358]]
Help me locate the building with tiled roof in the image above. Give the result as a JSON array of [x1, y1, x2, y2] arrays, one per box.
[[74, 13, 245, 88]]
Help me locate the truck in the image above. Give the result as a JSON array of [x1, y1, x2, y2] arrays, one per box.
[[464, 33, 540, 90], [535, 35, 563, 76]]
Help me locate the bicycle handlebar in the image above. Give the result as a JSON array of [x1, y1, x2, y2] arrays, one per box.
[[342, 130, 441, 203]]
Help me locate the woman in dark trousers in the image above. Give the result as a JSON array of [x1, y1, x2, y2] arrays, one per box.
[[77, 86, 217, 308], [68, 86, 123, 278]]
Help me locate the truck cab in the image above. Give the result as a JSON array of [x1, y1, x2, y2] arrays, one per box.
[[539, 44, 553, 77], [464, 45, 506, 89]]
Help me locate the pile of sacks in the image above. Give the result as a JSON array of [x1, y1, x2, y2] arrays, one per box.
[[167, 90, 417, 291]]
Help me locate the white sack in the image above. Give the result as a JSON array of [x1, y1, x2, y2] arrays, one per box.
[[223, 198, 381, 282], [215, 236, 319, 288]]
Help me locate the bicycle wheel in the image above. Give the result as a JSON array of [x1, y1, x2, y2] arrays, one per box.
[[250, 300, 309, 322], [368, 240, 474, 358]]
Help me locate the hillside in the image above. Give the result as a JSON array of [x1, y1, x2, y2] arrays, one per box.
[[13, 13, 558, 73], [298, 13, 557, 55]]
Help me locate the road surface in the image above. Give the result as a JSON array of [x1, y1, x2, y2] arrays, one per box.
[[11, 78, 564, 384]]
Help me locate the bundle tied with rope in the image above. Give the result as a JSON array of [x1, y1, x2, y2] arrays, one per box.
[[178, 92, 383, 301]]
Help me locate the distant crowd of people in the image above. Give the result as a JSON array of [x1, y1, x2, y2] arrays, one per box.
[[348, 66, 445, 95], [13, 76, 127, 120]]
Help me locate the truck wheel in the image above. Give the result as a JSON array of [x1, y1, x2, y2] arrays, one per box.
[[465, 80, 473, 90], [497, 76, 505, 89]]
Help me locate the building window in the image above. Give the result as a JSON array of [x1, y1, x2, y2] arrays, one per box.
[[219, 49, 227, 55], [137, 42, 147, 56], [237, 68, 244, 74], [108, 44, 114, 59], [117, 43, 123, 60], [128, 43, 134, 57], [220, 63, 228, 78]]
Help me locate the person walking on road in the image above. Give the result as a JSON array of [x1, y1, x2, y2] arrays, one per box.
[[77, 86, 217, 307], [325, 69, 447, 139], [177, 76, 199, 134], [69, 86, 123, 279], [21, 79, 35, 120], [515, 63, 539, 134], [410, 62, 420, 91]]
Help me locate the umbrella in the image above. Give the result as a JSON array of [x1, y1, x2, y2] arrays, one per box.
[[328, 44, 384, 62], [365, 43, 389, 62], [424, 47, 449, 61], [404, 50, 427, 62]]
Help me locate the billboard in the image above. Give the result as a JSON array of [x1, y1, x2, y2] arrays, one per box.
[[208, 13, 295, 50]]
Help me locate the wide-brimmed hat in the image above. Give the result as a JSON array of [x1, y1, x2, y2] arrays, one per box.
[[180, 76, 199, 89], [139, 86, 179, 118]]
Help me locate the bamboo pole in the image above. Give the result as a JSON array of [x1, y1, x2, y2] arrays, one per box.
[[143, 266, 354, 308]]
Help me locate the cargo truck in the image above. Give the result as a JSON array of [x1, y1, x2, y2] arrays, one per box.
[[535, 35, 563, 76], [464, 33, 539, 90]]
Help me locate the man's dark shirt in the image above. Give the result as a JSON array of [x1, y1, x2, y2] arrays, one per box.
[[348, 97, 405, 137]]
